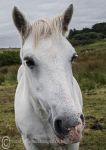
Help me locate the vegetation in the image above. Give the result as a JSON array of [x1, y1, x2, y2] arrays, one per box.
[[0, 49, 20, 67], [0, 24, 106, 149], [73, 39, 106, 91], [68, 22, 106, 46], [0, 65, 19, 85]]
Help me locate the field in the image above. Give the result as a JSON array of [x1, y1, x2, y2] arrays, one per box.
[[0, 39, 106, 150]]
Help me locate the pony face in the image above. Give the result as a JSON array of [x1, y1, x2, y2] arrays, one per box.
[[13, 4, 84, 145]]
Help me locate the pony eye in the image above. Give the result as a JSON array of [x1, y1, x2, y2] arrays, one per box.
[[71, 53, 78, 62], [24, 57, 35, 68]]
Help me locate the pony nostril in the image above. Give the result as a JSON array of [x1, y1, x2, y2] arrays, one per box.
[[54, 119, 63, 135], [54, 114, 84, 137], [80, 114, 84, 123], [54, 118, 68, 138]]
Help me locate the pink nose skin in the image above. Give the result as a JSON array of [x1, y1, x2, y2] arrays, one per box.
[[54, 113, 84, 139], [56, 123, 83, 145]]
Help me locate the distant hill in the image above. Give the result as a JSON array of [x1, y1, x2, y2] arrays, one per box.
[[68, 22, 106, 46]]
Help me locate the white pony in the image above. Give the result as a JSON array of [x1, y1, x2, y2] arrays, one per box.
[[13, 4, 84, 150]]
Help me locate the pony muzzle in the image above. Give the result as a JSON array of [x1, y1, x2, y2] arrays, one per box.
[[53, 113, 84, 144]]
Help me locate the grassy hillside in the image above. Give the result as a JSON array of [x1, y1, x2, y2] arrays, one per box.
[[0, 39, 106, 150]]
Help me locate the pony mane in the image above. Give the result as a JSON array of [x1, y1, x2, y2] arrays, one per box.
[[30, 16, 63, 45]]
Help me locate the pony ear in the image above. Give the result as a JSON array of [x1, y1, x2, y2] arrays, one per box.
[[62, 4, 73, 33], [12, 6, 29, 38]]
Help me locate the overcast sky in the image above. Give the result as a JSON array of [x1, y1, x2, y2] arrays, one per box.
[[0, 0, 106, 48]]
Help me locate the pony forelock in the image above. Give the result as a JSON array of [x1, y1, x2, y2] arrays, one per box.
[[28, 16, 63, 46]]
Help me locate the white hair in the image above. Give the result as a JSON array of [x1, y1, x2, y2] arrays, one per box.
[[30, 16, 64, 46]]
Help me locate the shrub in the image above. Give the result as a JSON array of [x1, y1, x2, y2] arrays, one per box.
[[92, 22, 106, 35], [0, 50, 20, 67], [68, 22, 106, 46], [69, 32, 104, 46]]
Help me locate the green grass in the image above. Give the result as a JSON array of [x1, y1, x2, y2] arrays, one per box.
[[0, 85, 24, 150], [73, 39, 106, 91], [0, 39, 106, 149], [0, 65, 18, 86], [80, 87, 106, 150]]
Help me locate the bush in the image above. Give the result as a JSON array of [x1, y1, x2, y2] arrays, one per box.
[[69, 32, 105, 46], [92, 23, 106, 36], [68, 22, 106, 46], [0, 50, 20, 67]]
